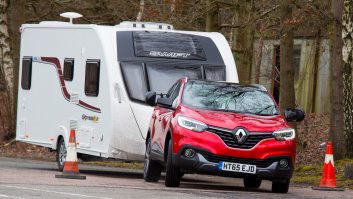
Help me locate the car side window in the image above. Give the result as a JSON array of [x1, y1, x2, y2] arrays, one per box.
[[170, 82, 182, 108], [167, 82, 178, 97]]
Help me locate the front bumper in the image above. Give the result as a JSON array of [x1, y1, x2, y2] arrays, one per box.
[[173, 145, 293, 181]]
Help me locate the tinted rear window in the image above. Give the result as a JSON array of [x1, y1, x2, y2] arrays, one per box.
[[133, 32, 206, 60]]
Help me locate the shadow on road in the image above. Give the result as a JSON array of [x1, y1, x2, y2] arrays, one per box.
[[25, 162, 272, 193], [80, 169, 143, 179], [180, 181, 271, 193], [77, 168, 272, 193]]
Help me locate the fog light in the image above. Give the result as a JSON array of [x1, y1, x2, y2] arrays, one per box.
[[279, 159, 289, 168], [184, 149, 195, 158]]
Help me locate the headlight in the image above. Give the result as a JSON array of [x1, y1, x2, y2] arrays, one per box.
[[273, 129, 295, 141], [177, 116, 208, 132]]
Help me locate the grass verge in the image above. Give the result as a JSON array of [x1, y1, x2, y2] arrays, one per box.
[[293, 159, 353, 189], [83, 161, 144, 170]]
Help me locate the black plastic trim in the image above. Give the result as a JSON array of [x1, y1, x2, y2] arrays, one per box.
[[173, 145, 293, 180]]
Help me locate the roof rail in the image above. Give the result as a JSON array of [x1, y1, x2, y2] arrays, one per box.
[[39, 21, 70, 25], [116, 21, 174, 30], [251, 84, 267, 91]]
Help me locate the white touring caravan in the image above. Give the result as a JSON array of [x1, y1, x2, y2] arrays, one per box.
[[16, 13, 238, 170]]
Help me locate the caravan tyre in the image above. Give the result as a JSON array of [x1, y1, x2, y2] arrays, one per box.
[[143, 138, 162, 182], [56, 137, 66, 171]]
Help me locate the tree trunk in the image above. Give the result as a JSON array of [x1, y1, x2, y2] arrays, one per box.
[[0, 0, 15, 139], [205, 0, 218, 32], [171, 0, 176, 13], [330, 0, 345, 160], [0, 0, 13, 95], [311, 29, 322, 113], [254, 37, 263, 84], [279, 0, 295, 112], [7, 0, 26, 139], [232, 0, 254, 84], [342, 0, 353, 158], [136, 0, 145, 21]]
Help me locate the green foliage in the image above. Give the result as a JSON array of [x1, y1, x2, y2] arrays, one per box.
[[293, 159, 353, 189], [84, 161, 144, 170]]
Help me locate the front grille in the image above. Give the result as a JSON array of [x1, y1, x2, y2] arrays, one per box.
[[207, 127, 273, 149], [200, 151, 278, 168]]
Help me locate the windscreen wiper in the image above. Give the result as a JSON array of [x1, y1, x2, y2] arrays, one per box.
[[254, 113, 278, 116]]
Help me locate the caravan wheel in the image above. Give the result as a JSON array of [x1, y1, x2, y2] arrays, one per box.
[[56, 138, 67, 171]]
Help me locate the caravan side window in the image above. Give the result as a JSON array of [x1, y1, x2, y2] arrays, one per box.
[[84, 60, 100, 97], [63, 58, 74, 81], [21, 57, 32, 90]]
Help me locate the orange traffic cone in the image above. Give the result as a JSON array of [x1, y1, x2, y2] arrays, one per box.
[[312, 141, 343, 191], [55, 129, 86, 179]]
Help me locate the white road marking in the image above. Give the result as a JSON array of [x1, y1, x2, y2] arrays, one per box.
[[0, 194, 25, 199], [0, 185, 112, 199]]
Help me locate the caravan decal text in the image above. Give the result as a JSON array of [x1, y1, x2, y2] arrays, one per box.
[[82, 114, 99, 123]]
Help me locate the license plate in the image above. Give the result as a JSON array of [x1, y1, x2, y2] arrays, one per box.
[[218, 161, 256, 174]]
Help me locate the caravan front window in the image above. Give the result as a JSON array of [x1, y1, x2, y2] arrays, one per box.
[[204, 65, 225, 81], [117, 31, 227, 103], [120, 62, 226, 103], [146, 64, 202, 96]]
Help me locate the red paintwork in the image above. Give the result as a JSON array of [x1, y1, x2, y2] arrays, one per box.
[[40, 57, 101, 113], [150, 78, 296, 165]]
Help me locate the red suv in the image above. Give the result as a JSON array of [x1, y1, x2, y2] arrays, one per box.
[[143, 78, 304, 193]]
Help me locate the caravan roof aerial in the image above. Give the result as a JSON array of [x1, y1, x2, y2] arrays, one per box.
[[60, 12, 83, 24]]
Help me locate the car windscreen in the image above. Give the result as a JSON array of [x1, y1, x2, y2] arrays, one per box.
[[182, 81, 279, 116]]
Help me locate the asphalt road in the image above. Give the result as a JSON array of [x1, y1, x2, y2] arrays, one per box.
[[0, 157, 351, 199]]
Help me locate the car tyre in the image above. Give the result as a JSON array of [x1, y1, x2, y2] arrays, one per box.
[[143, 138, 162, 182], [165, 140, 181, 187], [272, 179, 290, 193], [243, 178, 262, 189], [56, 137, 66, 171]]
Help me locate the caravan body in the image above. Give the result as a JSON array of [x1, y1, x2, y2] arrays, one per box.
[[16, 19, 238, 163]]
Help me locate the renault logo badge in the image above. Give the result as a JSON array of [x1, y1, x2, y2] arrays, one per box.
[[234, 128, 248, 144]]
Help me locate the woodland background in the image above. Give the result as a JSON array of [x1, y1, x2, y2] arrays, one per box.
[[0, 0, 352, 161]]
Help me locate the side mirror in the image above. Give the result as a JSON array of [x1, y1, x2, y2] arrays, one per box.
[[145, 91, 157, 106], [284, 108, 305, 122], [157, 97, 173, 109]]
